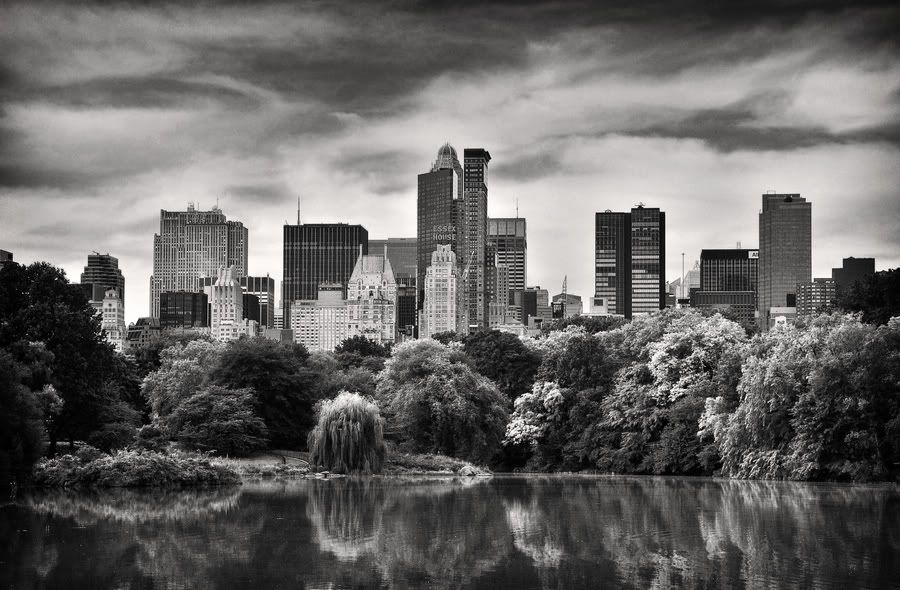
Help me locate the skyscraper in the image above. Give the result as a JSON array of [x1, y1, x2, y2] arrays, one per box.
[[150, 204, 248, 318], [81, 253, 125, 305], [420, 245, 458, 339], [595, 206, 666, 318], [488, 217, 527, 294], [347, 246, 397, 346], [758, 193, 811, 329], [417, 144, 463, 333], [282, 222, 368, 321], [463, 148, 491, 329]]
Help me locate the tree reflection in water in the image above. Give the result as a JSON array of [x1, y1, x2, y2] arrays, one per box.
[[2, 476, 897, 589]]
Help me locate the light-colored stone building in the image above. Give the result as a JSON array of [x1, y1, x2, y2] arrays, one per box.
[[211, 266, 249, 342], [101, 288, 126, 353], [420, 245, 458, 339], [347, 246, 397, 346], [291, 283, 349, 352]]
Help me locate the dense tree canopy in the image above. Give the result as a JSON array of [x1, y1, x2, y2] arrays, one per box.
[[462, 330, 541, 400], [168, 385, 269, 457], [836, 268, 900, 325]]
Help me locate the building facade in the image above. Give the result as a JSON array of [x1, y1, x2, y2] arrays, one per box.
[[240, 275, 276, 328], [552, 293, 583, 319], [595, 206, 665, 318], [420, 245, 458, 339], [282, 223, 367, 321], [210, 266, 246, 342], [797, 278, 836, 317], [370, 238, 417, 340], [463, 148, 491, 329], [488, 217, 527, 294], [81, 253, 126, 306], [758, 193, 811, 330], [691, 248, 759, 328], [150, 204, 248, 318], [417, 144, 463, 334], [101, 288, 126, 353], [291, 284, 349, 352], [832, 257, 875, 298], [347, 247, 397, 346], [125, 317, 161, 351], [159, 291, 209, 330]]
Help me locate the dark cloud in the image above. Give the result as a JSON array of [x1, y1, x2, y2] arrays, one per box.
[[225, 183, 293, 203]]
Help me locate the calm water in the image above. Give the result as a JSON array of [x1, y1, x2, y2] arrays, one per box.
[[2, 475, 899, 589]]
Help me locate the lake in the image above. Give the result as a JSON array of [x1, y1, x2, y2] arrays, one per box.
[[2, 475, 898, 589]]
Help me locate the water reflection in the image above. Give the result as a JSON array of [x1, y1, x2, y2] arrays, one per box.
[[2, 476, 898, 589]]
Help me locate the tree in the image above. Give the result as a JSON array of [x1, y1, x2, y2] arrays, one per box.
[[430, 331, 462, 345], [462, 330, 541, 400], [209, 338, 317, 449], [0, 351, 49, 486], [168, 385, 268, 457], [836, 268, 900, 325], [376, 340, 509, 464], [542, 315, 626, 334], [308, 391, 386, 474], [142, 339, 225, 423]]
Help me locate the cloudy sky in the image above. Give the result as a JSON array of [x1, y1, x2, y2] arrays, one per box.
[[1, 1, 898, 322]]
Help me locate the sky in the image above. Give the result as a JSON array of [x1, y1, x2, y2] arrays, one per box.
[[1, 0, 898, 323]]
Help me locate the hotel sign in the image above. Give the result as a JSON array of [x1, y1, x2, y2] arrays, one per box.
[[432, 224, 456, 242], [748, 250, 759, 259]]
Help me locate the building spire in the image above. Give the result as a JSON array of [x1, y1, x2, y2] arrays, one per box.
[[297, 196, 301, 225]]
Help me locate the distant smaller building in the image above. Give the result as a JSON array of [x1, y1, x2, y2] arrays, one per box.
[[263, 328, 294, 344], [1, 250, 14, 267], [101, 288, 126, 353], [291, 283, 349, 352], [126, 317, 161, 351], [211, 266, 255, 341], [160, 291, 209, 330], [832, 257, 875, 298], [796, 278, 836, 317], [552, 293, 582, 319]]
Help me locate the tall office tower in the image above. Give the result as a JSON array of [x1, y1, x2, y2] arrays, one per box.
[[692, 249, 759, 328], [758, 193, 811, 329], [420, 245, 458, 339], [240, 275, 276, 328], [488, 217, 527, 294], [832, 257, 875, 298], [210, 266, 245, 342], [291, 283, 349, 352], [487, 247, 511, 327], [370, 238, 417, 339], [100, 288, 126, 353], [595, 206, 666, 318], [417, 144, 464, 334], [347, 246, 397, 346], [282, 222, 367, 322], [159, 291, 209, 330], [797, 277, 836, 317], [81, 253, 126, 307], [150, 204, 248, 318], [463, 148, 491, 330]]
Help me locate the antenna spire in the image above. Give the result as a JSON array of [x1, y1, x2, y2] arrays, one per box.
[[297, 196, 301, 225]]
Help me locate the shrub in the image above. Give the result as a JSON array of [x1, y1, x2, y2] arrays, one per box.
[[32, 449, 241, 487], [167, 385, 269, 457], [308, 391, 386, 474]]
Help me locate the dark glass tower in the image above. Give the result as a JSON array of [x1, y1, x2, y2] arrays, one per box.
[[463, 148, 491, 329], [758, 193, 811, 329], [488, 218, 527, 295], [417, 144, 463, 331], [81, 253, 125, 304], [240, 275, 276, 328], [282, 223, 368, 320], [594, 206, 665, 319], [159, 291, 208, 329]]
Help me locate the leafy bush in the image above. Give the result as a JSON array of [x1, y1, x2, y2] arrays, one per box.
[[308, 391, 386, 474], [167, 385, 269, 457], [135, 424, 168, 452], [32, 449, 241, 487]]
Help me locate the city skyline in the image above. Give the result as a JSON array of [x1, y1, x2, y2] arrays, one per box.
[[1, 1, 898, 324]]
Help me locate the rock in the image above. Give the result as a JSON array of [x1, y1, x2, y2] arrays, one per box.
[[458, 465, 479, 477]]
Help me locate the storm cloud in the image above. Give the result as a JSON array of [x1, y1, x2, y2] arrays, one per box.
[[1, 0, 898, 321]]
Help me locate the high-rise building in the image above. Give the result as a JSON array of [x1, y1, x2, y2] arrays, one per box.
[[691, 248, 759, 328], [463, 148, 491, 330], [417, 144, 463, 334], [347, 246, 397, 346], [150, 204, 248, 318], [488, 218, 527, 294], [240, 275, 275, 328], [211, 266, 246, 342], [594, 206, 665, 319], [291, 284, 349, 352], [797, 278, 836, 317], [101, 288, 126, 353], [159, 291, 209, 330], [758, 193, 811, 329], [370, 238, 417, 340], [420, 245, 458, 339], [282, 222, 368, 321], [81, 253, 125, 308], [832, 257, 875, 298]]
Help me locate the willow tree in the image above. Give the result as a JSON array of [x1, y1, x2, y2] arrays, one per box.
[[308, 391, 386, 474]]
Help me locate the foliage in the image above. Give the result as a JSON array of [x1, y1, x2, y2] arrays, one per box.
[[307, 391, 386, 474], [836, 268, 900, 325], [135, 424, 168, 452], [376, 340, 509, 464], [167, 385, 269, 457], [307, 351, 378, 398], [462, 330, 541, 400], [31, 449, 241, 487], [142, 339, 224, 423], [430, 330, 462, 345], [208, 338, 317, 449], [0, 262, 142, 454], [0, 350, 48, 485], [542, 314, 626, 334]]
